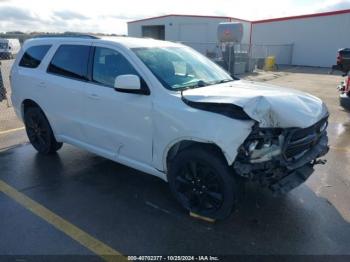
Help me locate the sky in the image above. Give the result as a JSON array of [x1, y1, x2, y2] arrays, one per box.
[[0, 0, 350, 34]]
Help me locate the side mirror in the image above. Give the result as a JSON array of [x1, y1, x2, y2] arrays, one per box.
[[114, 74, 141, 92]]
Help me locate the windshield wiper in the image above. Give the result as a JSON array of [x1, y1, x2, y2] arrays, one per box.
[[181, 80, 209, 90], [216, 79, 234, 84], [202, 79, 235, 87]]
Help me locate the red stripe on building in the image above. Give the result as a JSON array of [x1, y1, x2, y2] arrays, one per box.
[[253, 9, 350, 24], [128, 9, 350, 25]]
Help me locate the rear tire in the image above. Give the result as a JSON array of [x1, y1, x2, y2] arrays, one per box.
[[168, 146, 237, 220], [24, 107, 63, 154]]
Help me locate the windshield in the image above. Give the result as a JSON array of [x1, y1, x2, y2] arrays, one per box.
[[132, 46, 233, 90]]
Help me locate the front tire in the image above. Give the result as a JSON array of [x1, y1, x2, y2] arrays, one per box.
[[168, 146, 237, 220], [24, 107, 63, 154]]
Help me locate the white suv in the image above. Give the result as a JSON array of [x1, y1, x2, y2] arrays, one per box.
[[11, 35, 329, 220]]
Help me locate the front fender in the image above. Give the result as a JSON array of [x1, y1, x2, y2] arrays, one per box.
[[152, 93, 256, 172], [158, 119, 254, 172]]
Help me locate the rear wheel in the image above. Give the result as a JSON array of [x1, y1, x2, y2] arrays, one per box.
[[168, 147, 237, 220], [24, 107, 63, 154]]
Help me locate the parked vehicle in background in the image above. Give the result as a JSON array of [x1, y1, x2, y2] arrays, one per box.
[[10, 35, 329, 220], [338, 74, 350, 110], [0, 38, 21, 59], [333, 48, 350, 73], [333, 48, 350, 110]]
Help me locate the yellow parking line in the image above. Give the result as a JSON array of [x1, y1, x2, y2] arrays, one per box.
[[0, 127, 25, 135], [330, 146, 350, 152], [0, 180, 126, 262]]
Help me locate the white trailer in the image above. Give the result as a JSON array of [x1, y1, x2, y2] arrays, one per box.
[[0, 38, 21, 59]]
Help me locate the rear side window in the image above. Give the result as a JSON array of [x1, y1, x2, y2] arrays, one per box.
[[47, 45, 90, 81], [19, 45, 51, 68]]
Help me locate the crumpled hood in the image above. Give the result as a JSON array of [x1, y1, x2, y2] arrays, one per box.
[[182, 80, 328, 128]]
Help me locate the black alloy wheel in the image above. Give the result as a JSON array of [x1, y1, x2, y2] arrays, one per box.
[[175, 160, 224, 212], [24, 107, 63, 154], [168, 147, 237, 220]]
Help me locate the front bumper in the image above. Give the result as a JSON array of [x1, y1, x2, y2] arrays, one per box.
[[270, 133, 328, 194], [233, 119, 329, 194]]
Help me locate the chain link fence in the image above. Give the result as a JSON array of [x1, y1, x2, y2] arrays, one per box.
[[0, 62, 6, 103], [250, 44, 294, 65], [179, 41, 294, 74], [0, 57, 27, 150], [0, 54, 13, 105]]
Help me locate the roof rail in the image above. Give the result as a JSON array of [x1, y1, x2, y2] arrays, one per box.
[[32, 34, 100, 39]]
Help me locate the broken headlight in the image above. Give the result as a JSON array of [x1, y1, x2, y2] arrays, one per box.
[[241, 128, 284, 163]]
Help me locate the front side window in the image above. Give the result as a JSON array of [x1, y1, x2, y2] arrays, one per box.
[[19, 45, 51, 69], [92, 47, 138, 87], [132, 46, 233, 90], [48, 45, 90, 80]]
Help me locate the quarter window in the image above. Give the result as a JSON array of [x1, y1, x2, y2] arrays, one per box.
[[19, 45, 51, 68], [92, 47, 138, 87], [48, 45, 90, 81]]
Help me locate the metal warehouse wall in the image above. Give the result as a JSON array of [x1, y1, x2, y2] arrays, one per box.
[[251, 13, 350, 67], [128, 16, 251, 47]]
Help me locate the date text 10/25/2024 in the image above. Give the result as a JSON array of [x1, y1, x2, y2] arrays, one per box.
[[127, 256, 220, 261]]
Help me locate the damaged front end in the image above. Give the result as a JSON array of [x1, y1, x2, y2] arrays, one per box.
[[234, 116, 329, 194], [181, 84, 329, 194]]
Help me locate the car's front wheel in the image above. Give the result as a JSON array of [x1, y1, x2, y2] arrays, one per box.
[[24, 107, 63, 154], [168, 146, 237, 220]]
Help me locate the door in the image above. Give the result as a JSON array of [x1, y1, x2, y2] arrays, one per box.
[[142, 25, 165, 40], [82, 44, 153, 165], [44, 43, 91, 141]]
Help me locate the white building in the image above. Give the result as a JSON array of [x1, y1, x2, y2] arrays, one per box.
[[127, 14, 251, 55], [128, 9, 350, 67], [251, 10, 350, 67]]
